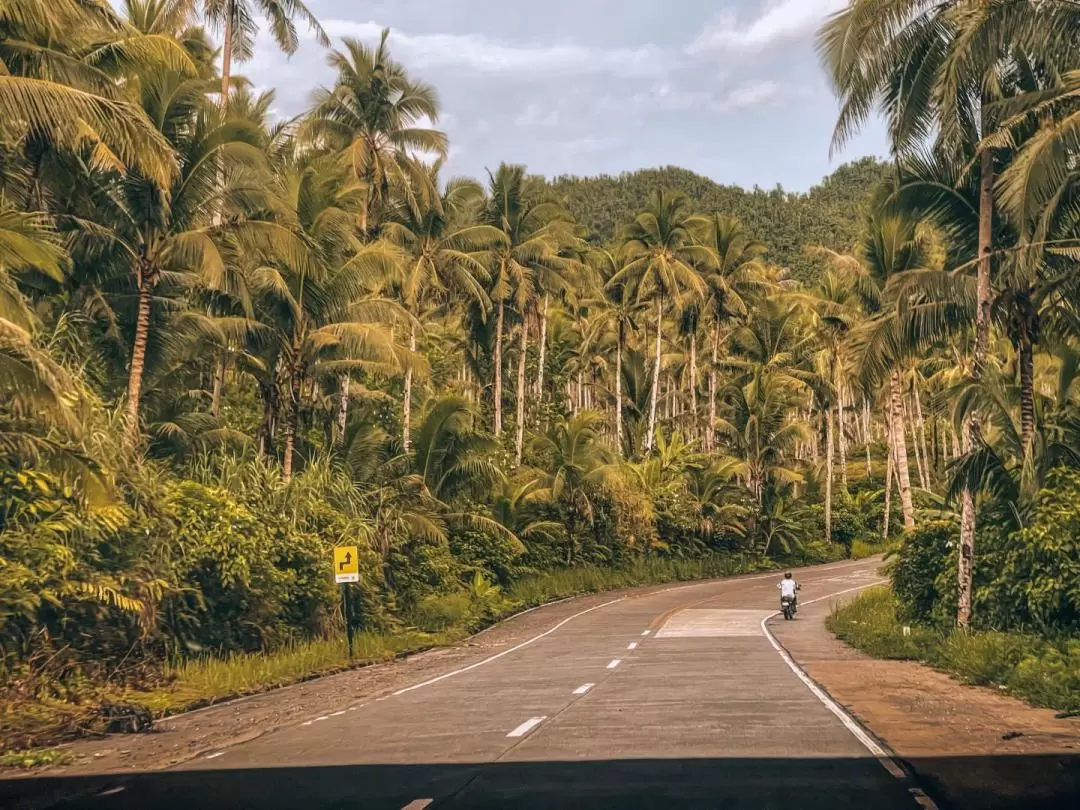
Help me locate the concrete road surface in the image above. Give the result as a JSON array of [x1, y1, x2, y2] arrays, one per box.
[[4, 558, 941, 809]]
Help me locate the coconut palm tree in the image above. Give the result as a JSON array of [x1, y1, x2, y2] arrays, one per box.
[[383, 167, 504, 452], [481, 163, 573, 462], [608, 191, 713, 455], [201, 0, 327, 105], [305, 30, 447, 236]]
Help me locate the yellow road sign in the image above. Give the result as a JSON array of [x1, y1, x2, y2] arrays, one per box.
[[334, 546, 360, 583]]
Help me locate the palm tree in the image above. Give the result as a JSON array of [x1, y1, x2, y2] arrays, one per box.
[[530, 410, 613, 564], [247, 155, 415, 479], [694, 213, 768, 451], [609, 191, 713, 455], [305, 31, 447, 235], [201, 0, 326, 105], [482, 164, 573, 462], [383, 167, 503, 452], [0, 0, 191, 192]]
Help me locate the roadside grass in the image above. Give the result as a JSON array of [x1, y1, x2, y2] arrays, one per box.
[[849, 538, 900, 561], [828, 587, 1080, 713], [0, 747, 72, 770]]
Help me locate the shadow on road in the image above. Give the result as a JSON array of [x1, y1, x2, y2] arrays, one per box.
[[3, 754, 1078, 809]]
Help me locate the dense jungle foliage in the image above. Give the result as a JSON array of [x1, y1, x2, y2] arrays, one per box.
[[3, 0, 1080, 741]]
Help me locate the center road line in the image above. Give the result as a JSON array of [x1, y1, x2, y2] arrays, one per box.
[[606, 658, 621, 669], [627, 641, 638, 650], [392, 598, 625, 696], [506, 716, 547, 738], [400, 800, 433, 810], [572, 683, 595, 695], [640, 629, 650, 636]]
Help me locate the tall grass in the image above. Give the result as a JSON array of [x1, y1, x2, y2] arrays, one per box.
[[829, 587, 1080, 713]]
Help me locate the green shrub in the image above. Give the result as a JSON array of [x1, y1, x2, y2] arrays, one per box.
[[891, 520, 954, 625]]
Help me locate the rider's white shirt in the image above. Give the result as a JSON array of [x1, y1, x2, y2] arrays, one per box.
[[779, 579, 797, 598]]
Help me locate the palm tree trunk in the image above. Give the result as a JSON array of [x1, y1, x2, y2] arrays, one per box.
[[403, 323, 416, 453], [863, 397, 873, 479], [907, 394, 928, 491], [336, 374, 350, 447], [825, 408, 834, 542], [890, 371, 915, 529], [210, 356, 227, 418], [645, 295, 663, 454], [689, 332, 698, 438], [493, 301, 504, 437], [959, 145, 994, 629], [1019, 330, 1035, 455], [835, 371, 849, 493], [708, 325, 718, 452], [283, 364, 302, 482], [535, 294, 548, 402], [125, 277, 153, 444], [515, 317, 529, 466], [883, 432, 894, 543], [219, 2, 234, 103], [615, 323, 623, 457], [257, 380, 277, 459], [914, 391, 932, 489]]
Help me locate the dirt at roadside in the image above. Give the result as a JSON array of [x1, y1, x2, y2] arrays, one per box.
[[775, 595, 1080, 809]]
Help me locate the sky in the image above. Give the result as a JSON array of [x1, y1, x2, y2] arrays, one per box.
[[243, 0, 889, 192]]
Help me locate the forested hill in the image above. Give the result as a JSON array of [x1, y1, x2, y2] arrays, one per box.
[[547, 157, 889, 282]]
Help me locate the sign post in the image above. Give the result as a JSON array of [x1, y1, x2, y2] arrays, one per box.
[[333, 546, 360, 658]]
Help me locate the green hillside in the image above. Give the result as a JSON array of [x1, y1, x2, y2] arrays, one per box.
[[548, 157, 889, 282]]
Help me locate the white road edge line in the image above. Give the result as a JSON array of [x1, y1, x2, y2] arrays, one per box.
[[627, 641, 638, 650], [760, 579, 940, 810], [329, 710, 346, 717], [97, 786, 126, 797], [313, 715, 328, 722], [400, 800, 434, 810], [572, 683, 595, 695], [506, 716, 546, 738], [204, 751, 225, 760], [606, 658, 621, 669], [392, 598, 625, 696], [640, 630, 650, 636]]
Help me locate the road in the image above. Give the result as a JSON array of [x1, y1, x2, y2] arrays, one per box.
[[4, 557, 939, 809]]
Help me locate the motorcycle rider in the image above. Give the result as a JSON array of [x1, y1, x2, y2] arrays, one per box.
[[778, 571, 799, 613]]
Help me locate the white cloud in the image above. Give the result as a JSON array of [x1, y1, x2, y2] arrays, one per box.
[[688, 0, 847, 54], [720, 79, 782, 110], [515, 102, 561, 128], [322, 20, 671, 78]]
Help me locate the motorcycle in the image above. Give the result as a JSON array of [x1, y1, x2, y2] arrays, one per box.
[[780, 594, 797, 620]]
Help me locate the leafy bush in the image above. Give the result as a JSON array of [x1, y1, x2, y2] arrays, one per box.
[[891, 520, 954, 625]]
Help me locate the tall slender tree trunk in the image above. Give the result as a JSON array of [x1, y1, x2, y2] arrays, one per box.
[[864, 398, 873, 478], [535, 294, 548, 403], [615, 324, 623, 457], [493, 301, 504, 437], [959, 146, 995, 629], [403, 323, 416, 453], [907, 394, 928, 491], [1019, 330, 1035, 455], [883, 432, 894, 542], [125, 277, 153, 445], [708, 325, 718, 452], [220, 3, 234, 103], [335, 374, 350, 447], [515, 317, 529, 466], [283, 364, 302, 482], [825, 408, 834, 542], [890, 371, 915, 529], [257, 380, 278, 459], [835, 367, 849, 493], [645, 295, 663, 454], [689, 332, 698, 439], [210, 357, 227, 418], [914, 390, 932, 489]]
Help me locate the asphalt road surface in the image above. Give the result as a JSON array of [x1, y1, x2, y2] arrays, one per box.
[[5, 558, 944, 810]]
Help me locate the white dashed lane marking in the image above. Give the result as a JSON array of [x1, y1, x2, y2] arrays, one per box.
[[507, 716, 546, 738], [607, 658, 621, 669], [572, 683, 595, 695]]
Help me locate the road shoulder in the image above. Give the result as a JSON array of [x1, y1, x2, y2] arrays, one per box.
[[775, 587, 1080, 809]]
